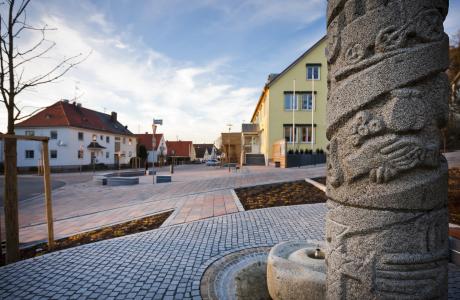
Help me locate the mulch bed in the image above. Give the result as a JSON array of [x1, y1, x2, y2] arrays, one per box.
[[236, 171, 460, 227], [235, 178, 327, 210], [449, 168, 460, 226], [0, 210, 172, 266]]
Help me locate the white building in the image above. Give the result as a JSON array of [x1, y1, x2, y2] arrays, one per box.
[[134, 133, 167, 164], [5, 100, 137, 170], [193, 144, 218, 161]]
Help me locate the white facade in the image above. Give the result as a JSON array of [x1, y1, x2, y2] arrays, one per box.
[[12, 127, 137, 168], [149, 135, 167, 163]]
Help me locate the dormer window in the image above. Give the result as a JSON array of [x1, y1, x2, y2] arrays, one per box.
[[45, 114, 52, 119]]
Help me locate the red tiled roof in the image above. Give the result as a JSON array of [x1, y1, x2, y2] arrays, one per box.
[[134, 133, 164, 151], [166, 141, 192, 157], [16, 100, 133, 135]]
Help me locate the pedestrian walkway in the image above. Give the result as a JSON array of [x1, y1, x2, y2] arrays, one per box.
[[1, 204, 459, 299], [3, 165, 326, 245]]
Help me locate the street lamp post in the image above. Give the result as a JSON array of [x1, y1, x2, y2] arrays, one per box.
[[170, 149, 175, 174], [152, 118, 163, 184], [227, 123, 232, 173]]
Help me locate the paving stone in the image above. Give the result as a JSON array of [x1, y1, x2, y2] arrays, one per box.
[[1, 204, 459, 298]]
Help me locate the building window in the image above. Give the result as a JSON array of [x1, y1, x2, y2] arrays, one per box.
[[92, 134, 97, 141], [25, 130, 35, 136], [78, 150, 84, 159], [283, 126, 298, 143], [128, 138, 132, 145], [284, 93, 298, 110], [106, 152, 109, 159], [106, 136, 110, 143], [299, 126, 314, 143], [306, 64, 320, 80], [50, 131, 58, 139], [301, 93, 313, 110], [122, 137, 126, 144], [100, 135, 103, 141], [50, 150, 58, 159], [25, 150, 34, 159], [78, 132, 84, 141]]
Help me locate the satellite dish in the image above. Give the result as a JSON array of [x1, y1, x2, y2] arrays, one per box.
[[58, 140, 67, 147]]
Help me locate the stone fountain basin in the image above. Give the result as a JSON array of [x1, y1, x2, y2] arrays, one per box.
[[267, 241, 326, 300]]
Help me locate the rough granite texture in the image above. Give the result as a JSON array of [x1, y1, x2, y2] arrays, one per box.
[[325, 0, 450, 299], [267, 241, 326, 300]]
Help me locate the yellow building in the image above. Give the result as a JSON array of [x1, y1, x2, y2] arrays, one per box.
[[246, 36, 328, 164]]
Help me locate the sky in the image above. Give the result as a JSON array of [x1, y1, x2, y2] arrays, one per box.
[[1, 0, 460, 143]]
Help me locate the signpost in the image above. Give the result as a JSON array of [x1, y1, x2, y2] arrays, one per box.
[[152, 118, 163, 183]]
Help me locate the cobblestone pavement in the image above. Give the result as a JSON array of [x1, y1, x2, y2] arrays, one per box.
[[0, 204, 459, 299], [1, 165, 326, 245]]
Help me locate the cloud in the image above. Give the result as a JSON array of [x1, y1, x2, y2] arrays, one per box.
[[445, 2, 460, 40], [0, 9, 259, 143]]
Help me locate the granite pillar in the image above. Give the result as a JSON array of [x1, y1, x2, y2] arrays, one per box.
[[325, 0, 450, 298]]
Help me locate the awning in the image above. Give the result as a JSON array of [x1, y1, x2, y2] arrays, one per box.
[[87, 142, 106, 150]]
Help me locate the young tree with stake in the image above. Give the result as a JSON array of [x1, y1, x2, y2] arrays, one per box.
[[1, 0, 86, 264]]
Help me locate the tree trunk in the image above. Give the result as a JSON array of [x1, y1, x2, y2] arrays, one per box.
[[4, 103, 19, 264], [4, 138, 18, 263]]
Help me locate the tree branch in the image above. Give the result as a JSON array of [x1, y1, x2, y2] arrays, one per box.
[[12, 0, 30, 26], [13, 104, 44, 121], [16, 51, 90, 94]]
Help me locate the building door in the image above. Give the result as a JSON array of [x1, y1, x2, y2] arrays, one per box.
[[251, 136, 260, 154], [114, 154, 119, 167]]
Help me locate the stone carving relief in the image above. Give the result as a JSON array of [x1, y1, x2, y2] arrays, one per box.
[[344, 43, 364, 64], [326, 18, 341, 64], [328, 87, 440, 186], [326, 203, 449, 299], [326, 0, 449, 298]]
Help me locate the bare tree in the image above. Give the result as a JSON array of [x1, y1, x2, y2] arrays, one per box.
[[1, 0, 86, 263]]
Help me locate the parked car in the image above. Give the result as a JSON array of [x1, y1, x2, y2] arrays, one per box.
[[206, 159, 219, 166]]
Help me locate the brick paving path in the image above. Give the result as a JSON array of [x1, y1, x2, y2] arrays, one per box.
[[1, 165, 326, 245], [0, 204, 459, 299]]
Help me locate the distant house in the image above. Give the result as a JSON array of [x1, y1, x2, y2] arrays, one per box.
[[193, 144, 217, 161], [221, 132, 242, 165], [9, 100, 137, 170], [166, 141, 195, 163], [134, 133, 167, 164]]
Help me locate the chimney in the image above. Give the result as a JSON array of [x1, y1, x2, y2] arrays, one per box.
[[111, 112, 117, 122], [62, 99, 69, 103], [77, 103, 82, 107]]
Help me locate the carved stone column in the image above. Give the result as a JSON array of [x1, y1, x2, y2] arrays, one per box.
[[325, 1, 450, 299]]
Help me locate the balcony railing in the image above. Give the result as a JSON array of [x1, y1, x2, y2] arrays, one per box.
[[242, 123, 259, 133]]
